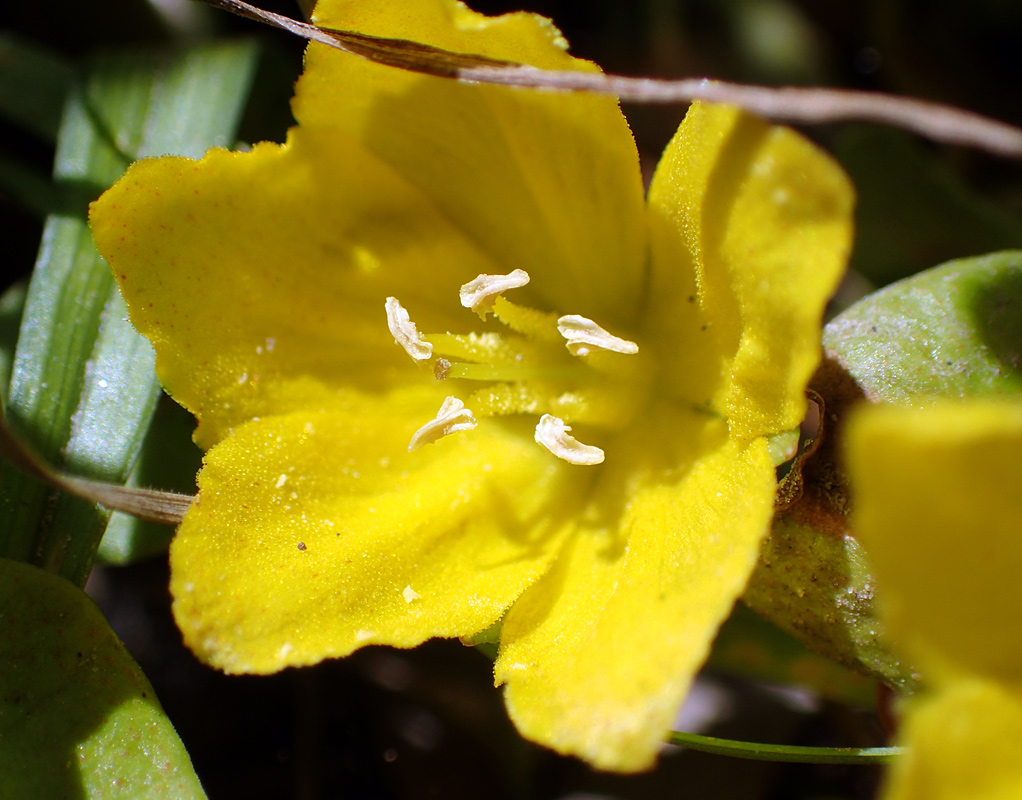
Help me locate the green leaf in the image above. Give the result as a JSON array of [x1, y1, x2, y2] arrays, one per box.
[[836, 128, 1022, 285], [0, 153, 62, 219], [707, 604, 878, 707], [0, 557, 206, 799], [0, 281, 27, 398], [824, 250, 1022, 402], [0, 40, 259, 586], [0, 33, 74, 141]]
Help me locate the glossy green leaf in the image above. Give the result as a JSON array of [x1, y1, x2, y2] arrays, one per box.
[[0, 40, 259, 585], [823, 250, 1022, 402], [0, 557, 205, 799]]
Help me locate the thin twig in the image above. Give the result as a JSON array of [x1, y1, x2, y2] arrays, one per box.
[[0, 419, 192, 525], [200, 0, 1022, 159]]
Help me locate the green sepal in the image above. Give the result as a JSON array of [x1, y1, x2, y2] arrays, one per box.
[[743, 515, 918, 694]]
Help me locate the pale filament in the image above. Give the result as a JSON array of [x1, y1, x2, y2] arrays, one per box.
[[460, 269, 530, 317], [534, 414, 605, 466], [386, 296, 433, 361], [557, 315, 639, 357], [408, 396, 478, 452]]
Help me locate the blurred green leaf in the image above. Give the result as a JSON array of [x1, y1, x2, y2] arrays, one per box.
[[708, 604, 878, 707], [0, 33, 74, 140], [0, 153, 62, 218], [0, 557, 205, 799], [0, 39, 259, 586], [824, 250, 1022, 402], [0, 281, 27, 396], [837, 127, 1022, 285]]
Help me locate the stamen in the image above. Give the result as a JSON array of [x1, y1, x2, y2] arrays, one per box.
[[408, 396, 477, 451], [445, 362, 583, 382], [557, 315, 639, 357], [534, 414, 604, 465], [460, 269, 530, 318], [386, 297, 433, 361]]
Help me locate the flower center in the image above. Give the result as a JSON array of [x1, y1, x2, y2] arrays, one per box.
[[386, 270, 647, 465]]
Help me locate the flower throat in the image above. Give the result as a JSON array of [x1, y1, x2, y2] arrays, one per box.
[[386, 270, 645, 465]]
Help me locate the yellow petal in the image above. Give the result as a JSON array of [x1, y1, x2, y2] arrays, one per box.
[[91, 128, 503, 448], [496, 432, 775, 771], [171, 387, 577, 674], [297, 0, 647, 327], [647, 102, 854, 440], [846, 400, 1022, 683], [884, 679, 1022, 800]]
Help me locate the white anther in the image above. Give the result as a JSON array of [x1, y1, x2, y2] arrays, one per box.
[[408, 396, 478, 452], [557, 315, 638, 357], [386, 297, 433, 361], [459, 269, 531, 317], [534, 414, 604, 465]]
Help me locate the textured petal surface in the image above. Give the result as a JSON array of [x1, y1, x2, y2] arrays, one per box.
[[846, 400, 1022, 683], [171, 386, 578, 673], [496, 420, 775, 771], [883, 679, 1022, 800], [298, 0, 647, 326], [647, 102, 854, 440], [91, 129, 504, 448]]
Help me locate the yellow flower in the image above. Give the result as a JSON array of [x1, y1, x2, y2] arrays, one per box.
[[90, 0, 852, 771], [846, 401, 1022, 799]]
